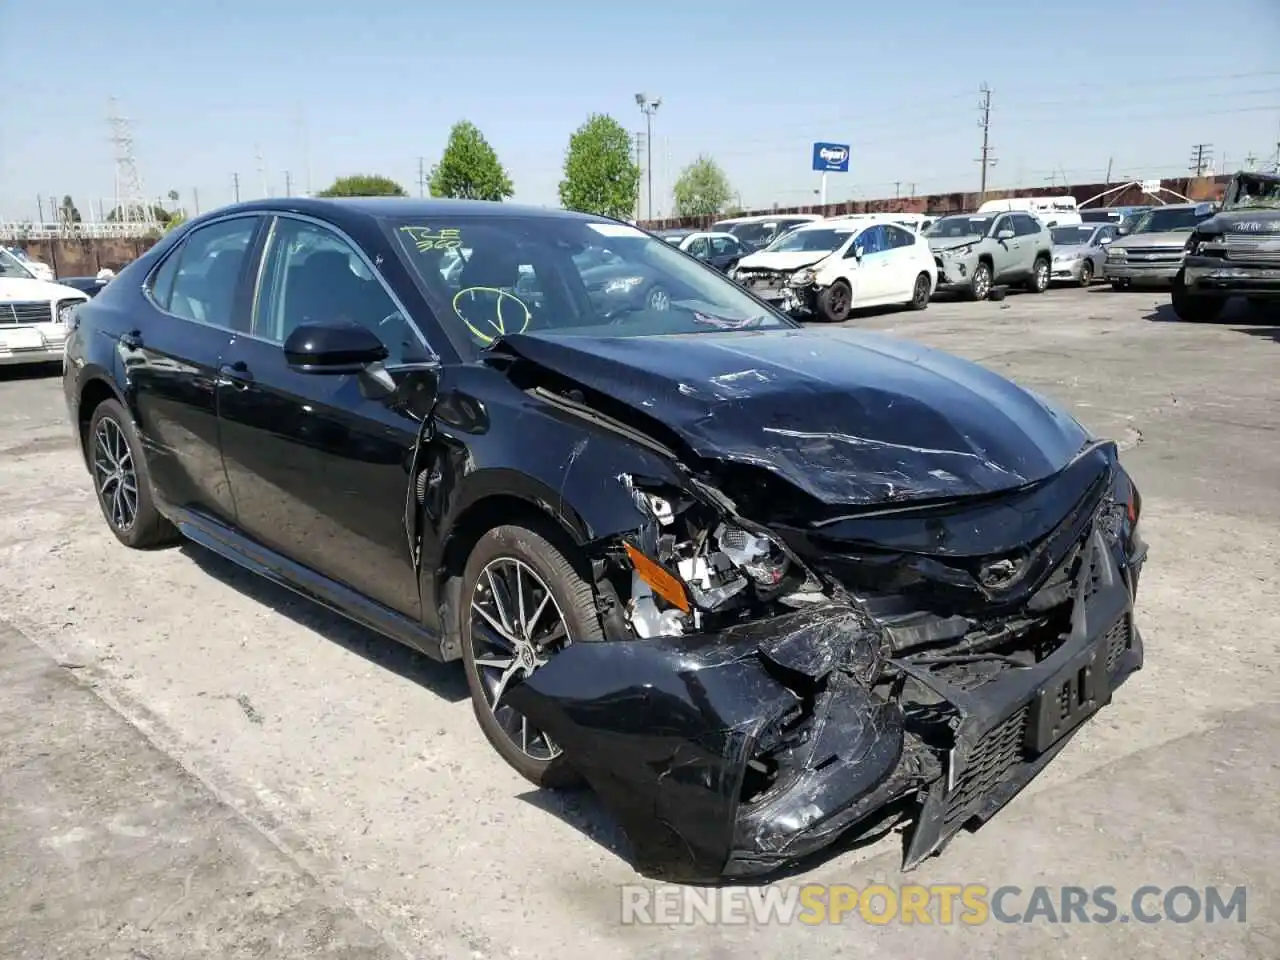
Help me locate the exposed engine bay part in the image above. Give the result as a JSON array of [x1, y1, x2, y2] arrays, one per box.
[[510, 432, 1146, 882]]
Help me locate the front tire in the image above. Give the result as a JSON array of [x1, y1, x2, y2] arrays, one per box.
[[1079, 261, 1094, 287], [1111, 278, 1130, 291], [460, 524, 603, 789], [909, 272, 931, 311], [87, 398, 179, 549], [1026, 256, 1050, 293], [1170, 272, 1225, 324], [967, 262, 992, 301], [816, 280, 852, 322]]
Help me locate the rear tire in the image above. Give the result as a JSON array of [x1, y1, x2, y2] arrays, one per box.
[[460, 524, 604, 789], [908, 272, 931, 311], [1026, 256, 1050, 293], [87, 399, 179, 549], [816, 279, 852, 322]]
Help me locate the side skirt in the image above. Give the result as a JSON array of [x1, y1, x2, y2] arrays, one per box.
[[165, 504, 449, 662]]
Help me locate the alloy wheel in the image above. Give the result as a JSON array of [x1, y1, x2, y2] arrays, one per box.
[[973, 268, 991, 300], [92, 416, 138, 532], [468, 557, 569, 761], [913, 274, 930, 306], [1036, 261, 1050, 291], [647, 287, 671, 311]]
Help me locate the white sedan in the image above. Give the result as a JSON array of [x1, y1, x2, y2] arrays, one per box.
[[0, 247, 88, 366]]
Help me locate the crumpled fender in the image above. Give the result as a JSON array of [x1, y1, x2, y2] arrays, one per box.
[[503, 606, 901, 882]]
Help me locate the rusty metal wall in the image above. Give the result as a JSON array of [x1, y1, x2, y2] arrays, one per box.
[[643, 175, 1230, 230], [10, 237, 161, 278]]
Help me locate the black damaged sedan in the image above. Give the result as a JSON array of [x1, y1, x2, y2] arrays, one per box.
[[63, 198, 1147, 882]]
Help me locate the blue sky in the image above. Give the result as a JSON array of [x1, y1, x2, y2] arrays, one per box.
[[2, 0, 1278, 222]]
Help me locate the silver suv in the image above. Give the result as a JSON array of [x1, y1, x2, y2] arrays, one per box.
[[926, 211, 1054, 300]]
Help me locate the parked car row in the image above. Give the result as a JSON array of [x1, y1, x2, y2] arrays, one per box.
[[0, 246, 92, 366]]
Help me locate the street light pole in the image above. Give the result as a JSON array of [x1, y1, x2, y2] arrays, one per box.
[[635, 93, 661, 221]]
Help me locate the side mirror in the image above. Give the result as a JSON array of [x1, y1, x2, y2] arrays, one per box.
[[1100, 236, 1113, 244], [1117, 225, 1131, 237], [997, 228, 1015, 241], [283, 320, 389, 374], [853, 245, 865, 260]]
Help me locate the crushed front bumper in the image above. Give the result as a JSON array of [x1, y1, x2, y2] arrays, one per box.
[[506, 523, 1145, 882], [934, 254, 978, 291], [1184, 257, 1280, 298]]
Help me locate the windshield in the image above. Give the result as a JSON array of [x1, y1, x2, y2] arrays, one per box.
[[0, 247, 36, 280], [1128, 207, 1211, 234], [926, 215, 996, 239], [1051, 226, 1097, 245], [391, 216, 793, 358], [764, 227, 854, 253], [725, 221, 780, 249], [1224, 175, 1280, 210]]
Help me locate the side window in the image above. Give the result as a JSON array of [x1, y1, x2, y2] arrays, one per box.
[[884, 225, 914, 249], [147, 246, 182, 311], [253, 218, 426, 364], [992, 216, 1012, 237], [859, 225, 887, 255], [687, 237, 711, 258], [163, 217, 259, 329], [710, 236, 737, 256]]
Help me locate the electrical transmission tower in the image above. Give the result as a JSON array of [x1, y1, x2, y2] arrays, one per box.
[[975, 84, 997, 199], [1189, 143, 1213, 177], [108, 97, 155, 226]]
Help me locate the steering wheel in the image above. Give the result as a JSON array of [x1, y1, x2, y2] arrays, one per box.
[[452, 286, 532, 346]]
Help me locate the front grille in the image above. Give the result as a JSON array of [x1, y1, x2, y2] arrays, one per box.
[[736, 271, 787, 293], [944, 706, 1030, 828], [1122, 247, 1183, 262], [0, 301, 53, 325], [1225, 236, 1280, 263]]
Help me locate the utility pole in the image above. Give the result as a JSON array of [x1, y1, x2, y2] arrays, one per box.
[[632, 130, 646, 221], [1105, 157, 1113, 183], [1189, 143, 1213, 177], [284, 171, 293, 196], [192, 188, 200, 215], [909, 182, 917, 199], [417, 157, 426, 198], [894, 181, 901, 200], [635, 93, 662, 222], [975, 83, 996, 200], [232, 173, 240, 203]]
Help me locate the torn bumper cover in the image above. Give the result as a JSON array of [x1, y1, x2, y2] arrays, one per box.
[[506, 519, 1145, 883]]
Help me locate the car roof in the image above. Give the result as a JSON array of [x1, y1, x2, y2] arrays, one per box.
[[716, 214, 822, 224], [181, 197, 613, 235]]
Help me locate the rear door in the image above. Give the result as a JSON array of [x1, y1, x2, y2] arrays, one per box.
[[848, 225, 893, 303], [881, 224, 920, 299], [129, 214, 265, 524], [215, 214, 436, 619]]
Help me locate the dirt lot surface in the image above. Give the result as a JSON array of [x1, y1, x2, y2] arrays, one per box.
[[1, 286, 1277, 959]]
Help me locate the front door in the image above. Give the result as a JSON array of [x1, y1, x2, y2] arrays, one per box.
[[848, 224, 894, 304], [126, 214, 264, 524], [989, 214, 1022, 281], [215, 214, 437, 620]]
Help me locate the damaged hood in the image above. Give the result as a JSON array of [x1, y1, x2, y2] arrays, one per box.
[[493, 328, 1091, 506], [735, 250, 833, 272]]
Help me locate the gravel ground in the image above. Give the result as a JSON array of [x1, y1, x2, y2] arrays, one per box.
[[1, 284, 1277, 959]]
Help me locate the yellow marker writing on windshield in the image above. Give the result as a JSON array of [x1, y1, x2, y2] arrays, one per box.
[[452, 286, 531, 344]]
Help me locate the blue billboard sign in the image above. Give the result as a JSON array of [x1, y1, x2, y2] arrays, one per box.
[[812, 142, 851, 173]]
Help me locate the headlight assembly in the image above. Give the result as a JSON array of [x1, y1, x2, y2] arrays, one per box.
[[789, 269, 816, 287], [57, 299, 84, 324]]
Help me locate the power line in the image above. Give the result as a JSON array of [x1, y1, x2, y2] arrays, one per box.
[[1189, 143, 1213, 176], [976, 83, 996, 200]]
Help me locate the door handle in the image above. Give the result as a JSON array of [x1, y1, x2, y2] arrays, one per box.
[[119, 330, 142, 349], [217, 361, 253, 389]]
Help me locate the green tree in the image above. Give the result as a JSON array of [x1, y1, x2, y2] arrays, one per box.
[[106, 203, 170, 223], [672, 156, 733, 219], [429, 121, 514, 201], [164, 211, 187, 233], [317, 174, 408, 197], [558, 114, 640, 219], [59, 195, 82, 224]]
